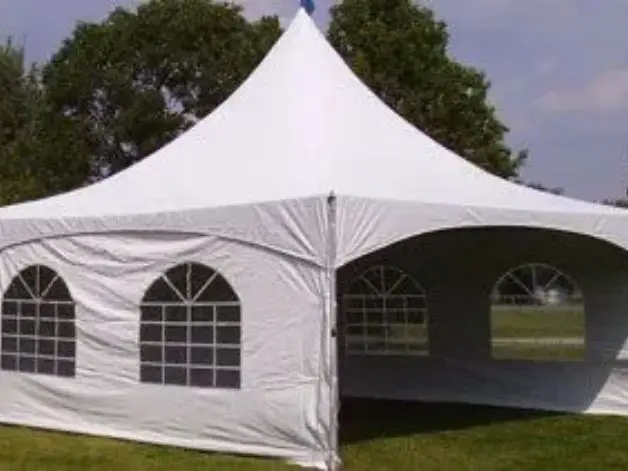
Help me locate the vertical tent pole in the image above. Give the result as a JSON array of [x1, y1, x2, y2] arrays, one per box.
[[325, 191, 339, 470]]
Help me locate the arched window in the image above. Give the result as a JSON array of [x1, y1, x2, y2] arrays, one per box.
[[1, 265, 76, 377], [490, 263, 585, 361], [139, 262, 241, 389], [341, 265, 428, 355]]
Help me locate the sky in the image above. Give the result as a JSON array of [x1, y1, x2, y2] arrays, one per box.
[[1, 0, 627, 202]]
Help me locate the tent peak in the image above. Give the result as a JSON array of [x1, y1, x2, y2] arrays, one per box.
[[289, 5, 319, 30], [299, 0, 316, 16]]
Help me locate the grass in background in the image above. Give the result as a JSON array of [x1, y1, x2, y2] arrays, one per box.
[[492, 344, 585, 361], [491, 305, 585, 361], [491, 305, 585, 339], [347, 306, 587, 360]]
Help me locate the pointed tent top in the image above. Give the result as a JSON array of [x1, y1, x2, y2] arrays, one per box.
[[299, 0, 315, 15], [0, 7, 609, 219], [289, 4, 320, 32]]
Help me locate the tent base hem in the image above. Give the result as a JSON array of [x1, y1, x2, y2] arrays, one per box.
[[0, 414, 334, 470]]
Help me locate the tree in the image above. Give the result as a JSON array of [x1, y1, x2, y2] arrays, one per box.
[[0, 38, 38, 203], [0, 39, 88, 205], [0, 39, 33, 158], [42, 0, 281, 179], [327, 0, 526, 178]]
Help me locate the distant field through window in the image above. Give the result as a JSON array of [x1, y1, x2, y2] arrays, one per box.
[[490, 263, 585, 361]]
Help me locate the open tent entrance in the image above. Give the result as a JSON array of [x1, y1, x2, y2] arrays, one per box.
[[335, 226, 628, 416]]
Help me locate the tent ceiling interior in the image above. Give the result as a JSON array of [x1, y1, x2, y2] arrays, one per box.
[[1, 7, 628, 471]]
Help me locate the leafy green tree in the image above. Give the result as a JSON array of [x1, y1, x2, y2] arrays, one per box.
[[327, 0, 526, 178], [0, 39, 88, 205], [42, 0, 281, 178], [0, 39, 36, 203]]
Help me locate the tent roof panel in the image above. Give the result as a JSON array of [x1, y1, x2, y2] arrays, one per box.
[[0, 9, 619, 219]]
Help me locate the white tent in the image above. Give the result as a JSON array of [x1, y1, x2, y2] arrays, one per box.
[[2, 8, 628, 470]]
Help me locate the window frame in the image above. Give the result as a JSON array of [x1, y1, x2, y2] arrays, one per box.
[[341, 265, 429, 356], [490, 262, 586, 361], [139, 262, 242, 389], [0, 265, 76, 377]]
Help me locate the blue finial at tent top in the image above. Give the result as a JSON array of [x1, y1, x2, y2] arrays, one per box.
[[300, 0, 315, 15]]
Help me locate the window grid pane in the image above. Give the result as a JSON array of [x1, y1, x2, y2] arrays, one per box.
[[139, 263, 241, 389], [1, 266, 76, 378], [342, 266, 429, 357]]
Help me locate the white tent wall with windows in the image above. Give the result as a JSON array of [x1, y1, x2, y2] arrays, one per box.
[[0, 229, 335, 468], [1, 8, 628, 470], [337, 225, 628, 414]]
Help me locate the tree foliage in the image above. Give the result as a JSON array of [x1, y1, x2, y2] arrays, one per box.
[[42, 0, 281, 177], [0, 39, 88, 205], [327, 0, 526, 178], [2, 0, 533, 206], [0, 39, 38, 202]]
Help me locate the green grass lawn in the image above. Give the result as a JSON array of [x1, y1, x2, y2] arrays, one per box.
[[491, 305, 585, 339], [347, 306, 587, 360], [2, 399, 628, 470], [490, 305, 585, 361], [491, 344, 585, 361]]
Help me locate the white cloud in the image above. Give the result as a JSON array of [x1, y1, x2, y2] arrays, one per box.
[[535, 69, 628, 112]]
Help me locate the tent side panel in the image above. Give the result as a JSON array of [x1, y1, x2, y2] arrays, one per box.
[[338, 225, 628, 416], [339, 356, 628, 415], [338, 261, 628, 414], [0, 233, 330, 469]]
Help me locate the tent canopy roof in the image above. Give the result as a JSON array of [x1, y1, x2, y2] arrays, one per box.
[[0, 9, 618, 219]]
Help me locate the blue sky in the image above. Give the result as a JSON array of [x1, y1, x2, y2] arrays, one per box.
[[1, 0, 627, 201]]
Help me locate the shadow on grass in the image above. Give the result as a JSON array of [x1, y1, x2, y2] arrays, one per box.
[[339, 397, 564, 444]]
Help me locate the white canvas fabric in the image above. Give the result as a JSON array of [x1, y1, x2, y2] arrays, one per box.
[[2, 9, 627, 257], [1, 8, 628, 470], [0, 233, 333, 467]]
